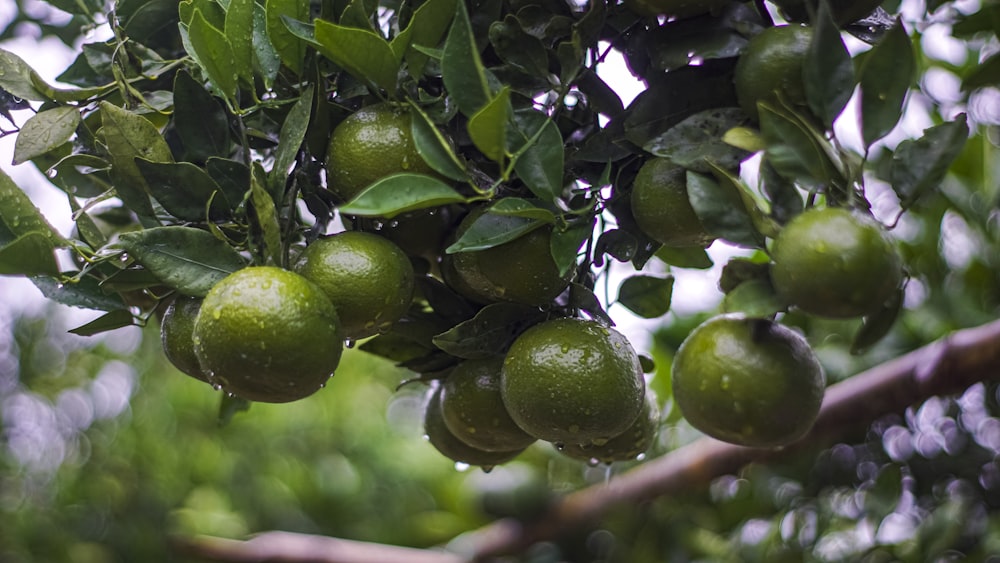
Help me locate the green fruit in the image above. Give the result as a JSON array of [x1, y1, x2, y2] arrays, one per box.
[[326, 103, 437, 202], [770, 207, 903, 318], [630, 157, 714, 248], [424, 386, 525, 468], [501, 318, 646, 445], [560, 390, 661, 464], [160, 295, 208, 383], [193, 267, 343, 403], [672, 314, 825, 448], [440, 357, 537, 452], [295, 231, 414, 340], [734, 25, 814, 121]]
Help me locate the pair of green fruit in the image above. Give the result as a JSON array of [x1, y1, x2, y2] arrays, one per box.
[[160, 231, 415, 403], [425, 317, 660, 467]]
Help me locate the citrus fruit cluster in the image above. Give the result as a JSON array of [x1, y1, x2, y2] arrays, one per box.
[[136, 10, 912, 469]]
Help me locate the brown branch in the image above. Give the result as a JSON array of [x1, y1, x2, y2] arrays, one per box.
[[176, 318, 1000, 563]]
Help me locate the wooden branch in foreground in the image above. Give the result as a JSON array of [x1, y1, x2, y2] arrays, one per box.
[[176, 318, 1000, 563]]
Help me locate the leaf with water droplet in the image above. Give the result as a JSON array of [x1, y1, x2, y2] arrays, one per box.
[[0, 168, 67, 246], [338, 173, 467, 219], [67, 309, 135, 336], [13, 106, 80, 165], [0, 231, 60, 276]]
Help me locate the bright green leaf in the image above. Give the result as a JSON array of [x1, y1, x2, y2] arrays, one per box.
[[338, 173, 467, 218], [314, 19, 399, 93], [409, 102, 467, 181], [68, 309, 136, 336], [188, 8, 239, 101], [250, 163, 282, 266], [13, 107, 80, 165], [266, 0, 309, 74], [467, 86, 511, 164], [270, 85, 314, 195], [225, 0, 256, 85], [442, 0, 493, 116], [0, 168, 68, 245]]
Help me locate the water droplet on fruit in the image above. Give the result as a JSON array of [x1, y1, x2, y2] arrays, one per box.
[[587, 457, 600, 467], [467, 426, 477, 434], [212, 309, 221, 320], [454, 462, 470, 472]]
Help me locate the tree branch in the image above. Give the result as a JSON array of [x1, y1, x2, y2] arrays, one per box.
[[176, 318, 1000, 563]]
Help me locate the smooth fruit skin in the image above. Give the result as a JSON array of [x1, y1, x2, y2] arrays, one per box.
[[424, 386, 525, 468], [672, 314, 825, 448], [440, 357, 537, 452], [630, 157, 715, 248], [160, 295, 209, 383], [443, 212, 571, 306], [560, 390, 660, 464], [770, 207, 903, 318], [193, 266, 343, 403], [294, 231, 414, 340], [733, 25, 814, 121], [501, 318, 645, 445], [326, 103, 436, 202]]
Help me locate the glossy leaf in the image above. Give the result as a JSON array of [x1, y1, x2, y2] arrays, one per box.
[[858, 22, 916, 146], [12, 107, 80, 165], [266, 0, 308, 75], [432, 303, 545, 360], [0, 167, 67, 245], [409, 102, 467, 181], [890, 115, 969, 207], [225, 0, 255, 85], [114, 227, 248, 297], [205, 157, 251, 205], [253, 1, 282, 87], [442, 0, 493, 116], [188, 8, 238, 101], [468, 86, 511, 165], [758, 102, 842, 188], [402, 0, 457, 78], [617, 275, 674, 319], [721, 278, 784, 319], [644, 108, 750, 174], [655, 246, 713, 270], [68, 309, 136, 336], [804, 2, 856, 128], [173, 70, 230, 162], [136, 159, 231, 221], [686, 171, 764, 249], [551, 218, 593, 278], [31, 275, 127, 311], [249, 163, 282, 266], [446, 213, 541, 253], [314, 19, 399, 93], [487, 198, 556, 222], [568, 282, 614, 326], [339, 174, 467, 218], [511, 113, 564, 204], [269, 85, 314, 195], [488, 16, 549, 77], [0, 231, 60, 276], [0, 48, 57, 100], [100, 101, 173, 220]]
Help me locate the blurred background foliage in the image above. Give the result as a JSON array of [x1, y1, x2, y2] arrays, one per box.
[[2, 0, 1000, 561]]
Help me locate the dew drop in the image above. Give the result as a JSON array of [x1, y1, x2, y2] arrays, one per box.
[[345, 339, 355, 349], [636, 453, 647, 461], [388, 220, 399, 227], [587, 457, 601, 467], [212, 383, 223, 391], [480, 465, 495, 474], [554, 442, 565, 451], [454, 462, 471, 472]]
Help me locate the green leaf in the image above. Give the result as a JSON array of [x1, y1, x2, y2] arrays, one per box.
[[136, 159, 232, 221], [617, 275, 674, 319], [858, 21, 916, 147], [655, 246, 713, 270], [804, 2, 855, 128], [114, 227, 248, 297], [686, 171, 764, 249], [403, 0, 458, 78], [100, 101, 174, 220], [487, 198, 556, 222], [488, 15, 549, 77], [432, 302, 545, 360], [889, 115, 969, 207], [0, 232, 60, 276], [30, 275, 127, 311], [206, 157, 252, 205], [442, 0, 493, 116], [12, 107, 80, 165], [467, 86, 511, 164], [550, 219, 593, 278], [758, 102, 843, 188], [0, 168, 67, 245], [446, 213, 541, 253], [511, 114, 564, 204], [568, 282, 614, 326], [339, 173, 466, 218], [68, 309, 136, 337], [708, 162, 781, 240], [225, 0, 256, 85], [270, 85, 314, 195], [314, 19, 399, 93], [0, 48, 56, 100], [721, 278, 784, 319], [250, 163, 282, 266], [173, 70, 231, 161], [408, 102, 467, 181], [266, 0, 309, 74], [253, 1, 282, 87], [188, 8, 238, 101], [644, 108, 750, 174]]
